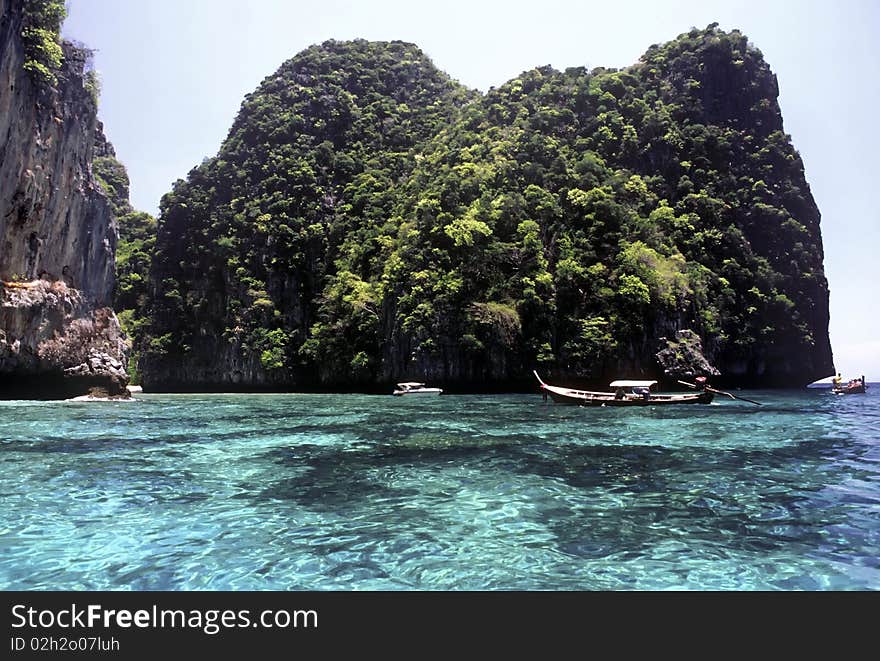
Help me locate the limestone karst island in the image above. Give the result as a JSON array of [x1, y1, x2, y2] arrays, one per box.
[[1, 0, 834, 399]]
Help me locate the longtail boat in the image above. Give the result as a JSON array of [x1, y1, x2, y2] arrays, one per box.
[[833, 375, 867, 395], [533, 371, 714, 406]]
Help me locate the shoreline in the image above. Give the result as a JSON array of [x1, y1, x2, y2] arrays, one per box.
[[2, 381, 870, 402]]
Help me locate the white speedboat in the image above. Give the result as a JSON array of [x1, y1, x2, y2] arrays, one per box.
[[392, 382, 443, 396]]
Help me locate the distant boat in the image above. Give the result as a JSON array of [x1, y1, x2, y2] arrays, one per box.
[[392, 382, 443, 396], [832, 375, 867, 395], [533, 371, 714, 406]]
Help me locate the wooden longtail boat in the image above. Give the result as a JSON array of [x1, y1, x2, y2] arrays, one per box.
[[533, 371, 714, 406], [832, 375, 867, 395]]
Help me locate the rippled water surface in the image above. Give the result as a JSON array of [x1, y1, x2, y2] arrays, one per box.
[[1, 387, 878, 590]]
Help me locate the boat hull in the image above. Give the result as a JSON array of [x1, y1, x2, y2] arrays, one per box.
[[577, 391, 714, 406], [544, 387, 714, 406], [833, 385, 866, 395], [392, 389, 443, 396]]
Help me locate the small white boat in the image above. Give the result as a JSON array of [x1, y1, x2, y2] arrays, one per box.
[[392, 382, 443, 396]]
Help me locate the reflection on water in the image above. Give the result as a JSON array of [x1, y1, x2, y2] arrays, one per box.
[[0, 388, 877, 590]]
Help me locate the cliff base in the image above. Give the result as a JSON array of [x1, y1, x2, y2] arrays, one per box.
[[0, 280, 129, 399]]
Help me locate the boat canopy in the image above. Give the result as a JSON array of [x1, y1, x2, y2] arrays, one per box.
[[609, 380, 658, 388], [396, 382, 426, 388]]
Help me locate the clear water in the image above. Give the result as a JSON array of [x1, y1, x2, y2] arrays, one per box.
[[1, 388, 877, 590]]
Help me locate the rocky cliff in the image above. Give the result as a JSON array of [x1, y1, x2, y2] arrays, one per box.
[[139, 27, 833, 391], [139, 39, 474, 390], [0, 0, 128, 398]]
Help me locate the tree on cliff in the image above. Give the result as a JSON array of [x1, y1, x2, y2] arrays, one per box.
[[20, 0, 66, 86]]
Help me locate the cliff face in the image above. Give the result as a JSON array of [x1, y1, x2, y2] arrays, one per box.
[[139, 27, 833, 391], [0, 280, 127, 398], [0, 0, 128, 398], [139, 39, 474, 390], [631, 28, 833, 385]]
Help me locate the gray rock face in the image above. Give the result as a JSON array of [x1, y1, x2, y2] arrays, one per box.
[[0, 281, 129, 397], [0, 3, 116, 302], [655, 329, 721, 380], [0, 0, 128, 398]]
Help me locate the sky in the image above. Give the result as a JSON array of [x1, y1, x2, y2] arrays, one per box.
[[61, 0, 880, 381]]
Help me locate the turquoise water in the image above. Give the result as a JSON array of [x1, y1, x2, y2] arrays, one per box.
[[1, 388, 877, 590]]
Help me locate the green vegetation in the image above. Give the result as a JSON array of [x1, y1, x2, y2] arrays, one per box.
[[20, 0, 66, 86], [113, 211, 156, 384], [94, 154, 156, 384], [135, 27, 830, 386]]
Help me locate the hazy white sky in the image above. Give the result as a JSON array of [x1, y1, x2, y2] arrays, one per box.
[[62, 0, 880, 380]]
